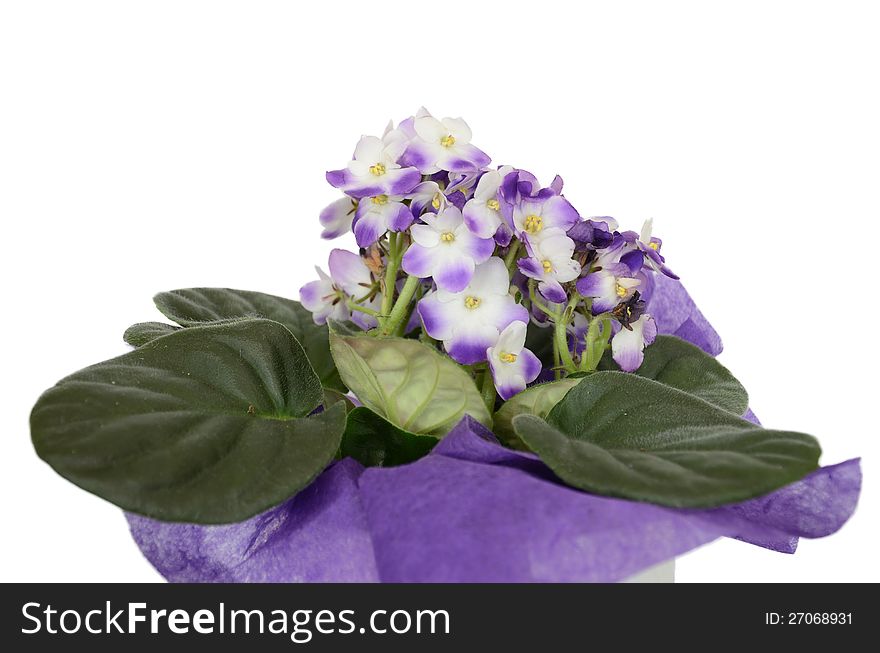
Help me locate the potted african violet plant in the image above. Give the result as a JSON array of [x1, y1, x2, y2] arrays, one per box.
[[30, 109, 861, 582]]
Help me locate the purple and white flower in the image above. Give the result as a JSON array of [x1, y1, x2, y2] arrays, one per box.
[[402, 109, 491, 174], [326, 134, 421, 199], [402, 206, 495, 292], [509, 195, 580, 243], [462, 167, 512, 238], [408, 181, 448, 217], [487, 321, 542, 400], [319, 197, 358, 239], [353, 194, 413, 248], [611, 313, 657, 372], [299, 249, 381, 330], [299, 267, 348, 326], [576, 262, 643, 314], [418, 258, 529, 364], [634, 218, 678, 279], [517, 230, 581, 303]]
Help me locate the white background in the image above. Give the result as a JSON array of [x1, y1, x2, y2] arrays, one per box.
[[1, 1, 877, 582]]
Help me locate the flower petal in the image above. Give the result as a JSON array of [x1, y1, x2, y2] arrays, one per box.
[[462, 200, 502, 239], [417, 292, 455, 340], [433, 254, 475, 293], [319, 197, 357, 239], [446, 323, 499, 364], [410, 223, 440, 248], [353, 211, 386, 247], [467, 257, 512, 296], [541, 195, 580, 231], [328, 249, 369, 293], [401, 243, 436, 279]]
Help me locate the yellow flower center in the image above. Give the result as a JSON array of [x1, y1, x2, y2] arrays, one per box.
[[542, 259, 553, 273], [486, 198, 500, 211], [440, 134, 456, 148], [523, 214, 543, 234], [616, 283, 628, 298], [440, 232, 455, 243], [431, 193, 443, 210], [371, 194, 389, 205], [499, 351, 518, 363], [464, 296, 481, 309], [648, 241, 660, 250], [369, 163, 386, 176]]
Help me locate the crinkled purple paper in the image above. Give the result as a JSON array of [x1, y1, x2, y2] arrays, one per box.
[[127, 279, 861, 582]]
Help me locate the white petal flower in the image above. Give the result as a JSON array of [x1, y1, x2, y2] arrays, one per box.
[[462, 167, 511, 238], [319, 197, 358, 239], [402, 107, 491, 174], [487, 321, 542, 400], [517, 230, 581, 303], [402, 206, 496, 292], [298, 250, 381, 330], [352, 194, 413, 247], [611, 314, 657, 372], [327, 134, 421, 199], [417, 258, 529, 365]]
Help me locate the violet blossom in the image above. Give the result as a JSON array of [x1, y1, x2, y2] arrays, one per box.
[[418, 258, 528, 364]]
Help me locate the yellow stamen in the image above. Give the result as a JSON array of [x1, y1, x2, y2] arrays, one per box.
[[500, 351, 518, 363], [464, 296, 481, 309], [440, 134, 456, 148], [648, 241, 660, 250], [486, 198, 500, 211], [440, 232, 455, 243], [523, 214, 543, 234], [431, 193, 443, 210], [369, 163, 386, 176], [616, 283, 628, 298], [542, 260, 553, 273], [371, 194, 389, 205]]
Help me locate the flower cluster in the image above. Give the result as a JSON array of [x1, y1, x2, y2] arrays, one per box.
[[301, 108, 678, 401]]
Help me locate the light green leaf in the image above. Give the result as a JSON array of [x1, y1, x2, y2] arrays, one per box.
[[31, 319, 345, 523], [493, 379, 580, 447], [513, 371, 820, 508], [329, 328, 491, 436], [153, 287, 345, 391]]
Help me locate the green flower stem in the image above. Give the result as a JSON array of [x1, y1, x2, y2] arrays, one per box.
[[382, 274, 420, 335], [349, 303, 380, 318], [553, 341, 562, 380], [380, 233, 402, 318], [580, 314, 612, 371], [527, 280, 554, 318], [553, 294, 579, 374], [504, 241, 522, 276], [394, 283, 421, 337], [479, 368, 497, 412]]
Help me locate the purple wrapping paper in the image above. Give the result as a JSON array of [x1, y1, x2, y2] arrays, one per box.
[[126, 278, 861, 582]]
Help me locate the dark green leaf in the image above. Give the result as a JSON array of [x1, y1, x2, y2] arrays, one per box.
[[599, 335, 749, 415], [123, 321, 181, 347], [329, 327, 491, 435], [154, 287, 345, 391], [513, 371, 820, 508], [341, 407, 437, 467], [31, 319, 345, 523]]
